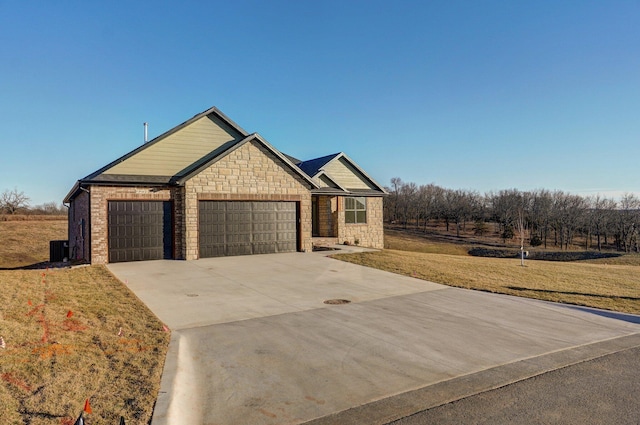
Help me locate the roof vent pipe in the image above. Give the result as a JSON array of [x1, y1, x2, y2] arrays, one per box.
[[143, 122, 148, 143]]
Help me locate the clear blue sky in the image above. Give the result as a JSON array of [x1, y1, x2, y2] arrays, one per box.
[[1, 1, 638, 205]]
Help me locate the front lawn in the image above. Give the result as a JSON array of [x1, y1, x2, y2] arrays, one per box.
[[335, 232, 640, 314], [0, 219, 170, 424]]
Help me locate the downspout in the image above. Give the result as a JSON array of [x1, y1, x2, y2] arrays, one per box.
[[63, 203, 70, 260], [79, 186, 91, 263]]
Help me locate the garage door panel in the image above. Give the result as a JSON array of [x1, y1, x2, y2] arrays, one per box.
[[199, 201, 298, 258], [252, 243, 276, 255], [227, 243, 253, 256], [108, 201, 173, 263], [276, 241, 296, 252]]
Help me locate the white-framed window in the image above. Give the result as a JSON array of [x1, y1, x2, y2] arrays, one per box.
[[345, 197, 366, 224]]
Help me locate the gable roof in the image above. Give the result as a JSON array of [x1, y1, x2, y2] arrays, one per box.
[[297, 152, 387, 195], [64, 107, 317, 202], [296, 153, 339, 177], [84, 106, 248, 182], [174, 133, 317, 188], [315, 171, 348, 192], [64, 106, 386, 203]]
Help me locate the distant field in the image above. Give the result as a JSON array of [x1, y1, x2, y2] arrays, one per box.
[[384, 229, 469, 256], [0, 214, 67, 222], [0, 218, 169, 424], [0, 218, 67, 269], [336, 229, 640, 314]]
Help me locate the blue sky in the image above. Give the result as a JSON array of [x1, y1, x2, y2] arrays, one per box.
[[1, 1, 638, 205]]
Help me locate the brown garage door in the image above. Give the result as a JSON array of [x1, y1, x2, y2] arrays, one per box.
[[199, 201, 298, 258], [108, 201, 173, 263]]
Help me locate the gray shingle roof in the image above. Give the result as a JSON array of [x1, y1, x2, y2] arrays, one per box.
[[296, 153, 340, 177]]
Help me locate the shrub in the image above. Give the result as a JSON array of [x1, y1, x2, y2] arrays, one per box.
[[530, 234, 543, 247]]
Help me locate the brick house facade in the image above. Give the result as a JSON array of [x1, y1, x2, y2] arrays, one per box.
[[64, 107, 386, 264]]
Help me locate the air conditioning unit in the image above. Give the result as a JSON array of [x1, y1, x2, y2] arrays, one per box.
[[50, 240, 69, 262]]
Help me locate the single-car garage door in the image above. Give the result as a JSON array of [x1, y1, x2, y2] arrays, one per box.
[[108, 201, 173, 263], [199, 201, 298, 258]]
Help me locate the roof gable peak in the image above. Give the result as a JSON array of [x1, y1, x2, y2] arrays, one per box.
[[175, 132, 318, 189]]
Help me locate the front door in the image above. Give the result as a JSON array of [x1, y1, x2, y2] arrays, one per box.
[[312, 196, 319, 236]]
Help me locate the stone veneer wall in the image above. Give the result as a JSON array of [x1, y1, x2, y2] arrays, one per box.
[[68, 190, 90, 262], [183, 140, 313, 260], [336, 196, 384, 249], [88, 186, 182, 264]]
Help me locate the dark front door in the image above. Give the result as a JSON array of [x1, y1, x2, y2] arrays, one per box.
[[199, 201, 298, 258], [107, 201, 173, 263]]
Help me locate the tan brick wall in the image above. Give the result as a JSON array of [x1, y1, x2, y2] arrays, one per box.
[[184, 140, 313, 259], [88, 186, 182, 264], [336, 196, 384, 249], [69, 191, 90, 262]]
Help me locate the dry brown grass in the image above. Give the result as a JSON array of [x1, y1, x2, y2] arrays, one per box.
[[384, 228, 469, 256], [0, 219, 170, 424], [582, 255, 640, 267], [0, 220, 67, 269], [0, 215, 67, 222], [335, 232, 640, 315]]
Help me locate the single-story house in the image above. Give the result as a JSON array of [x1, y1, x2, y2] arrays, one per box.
[[64, 106, 387, 263]]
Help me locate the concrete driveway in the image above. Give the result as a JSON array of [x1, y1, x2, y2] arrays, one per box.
[[107, 249, 640, 425]]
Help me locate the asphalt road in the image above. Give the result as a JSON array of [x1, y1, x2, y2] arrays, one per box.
[[388, 346, 640, 425]]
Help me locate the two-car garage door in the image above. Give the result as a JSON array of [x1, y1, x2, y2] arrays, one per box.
[[199, 201, 298, 258], [107, 200, 298, 262]]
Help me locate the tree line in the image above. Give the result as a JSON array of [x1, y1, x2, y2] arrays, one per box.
[[384, 178, 640, 253], [0, 188, 66, 215]]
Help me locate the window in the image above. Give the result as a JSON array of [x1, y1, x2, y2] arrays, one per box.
[[345, 197, 366, 224]]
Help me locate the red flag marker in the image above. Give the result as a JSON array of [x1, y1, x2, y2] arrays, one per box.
[[83, 398, 92, 414], [28, 299, 32, 306], [67, 310, 73, 318]]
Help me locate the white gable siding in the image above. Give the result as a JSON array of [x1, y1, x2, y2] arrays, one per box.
[[315, 174, 339, 188], [104, 114, 243, 176], [323, 157, 377, 190]]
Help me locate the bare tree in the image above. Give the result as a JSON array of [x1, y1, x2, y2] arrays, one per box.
[[588, 195, 616, 251], [515, 208, 527, 266], [529, 189, 553, 248], [382, 176, 618, 254], [417, 184, 444, 232], [441, 189, 478, 237], [550, 191, 586, 250], [0, 188, 30, 214], [615, 193, 640, 252], [399, 182, 418, 229], [489, 189, 523, 242], [31, 201, 66, 215], [386, 177, 403, 224]]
